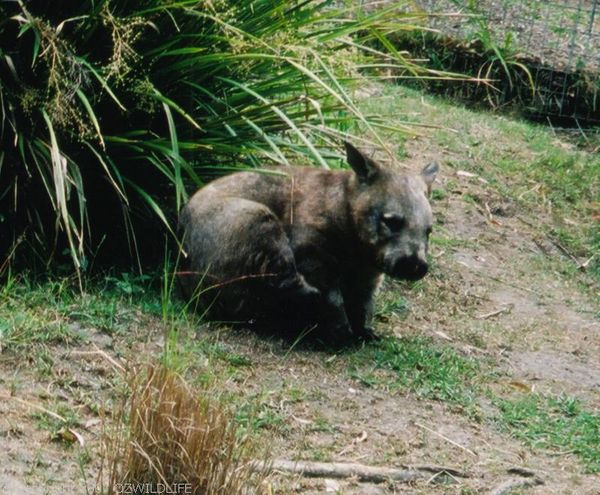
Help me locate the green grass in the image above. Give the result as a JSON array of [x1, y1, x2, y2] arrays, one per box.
[[0, 272, 256, 385], [430, 226, 479, 250], [234, 392, 286, 434], [349, 336, 481, 410], [32, 403, 80, 439], [0, 275, 161, 349], [495, 393, 600, 473], [349, 334, 600, 472], [202, 343, 253, 368], [0, 279, 83, 349], [374, 287, 410, 321]]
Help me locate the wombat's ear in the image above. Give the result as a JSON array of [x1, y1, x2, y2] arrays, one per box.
[[344, 141, 379, 184], [421, 162, 439, 195]]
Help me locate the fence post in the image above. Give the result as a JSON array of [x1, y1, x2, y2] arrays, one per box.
[[590, 0, 598, 35]]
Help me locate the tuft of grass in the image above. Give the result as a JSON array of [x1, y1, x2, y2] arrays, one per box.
[[202, 343, 253, 368], [375, 286, 410, 321], [33, 403, 80, 438], [235, 394, 286, 435], [494, 393, 600, 473], [0, 278, 81, 349], [100, 364, 266, 494], [349, 336, 481, 409]]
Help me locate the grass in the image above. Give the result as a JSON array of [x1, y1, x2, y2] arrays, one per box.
[[347, 335, 600, 472], [235, 393, 287, 434], [349, 336, 481, 410], [495, 393, 600, 473], [374, 283, 410, 321], [32, 403, 80, 438], [0, 279, 82, 349], [0, 274, 159, 349], [0, 273, 259, 384]]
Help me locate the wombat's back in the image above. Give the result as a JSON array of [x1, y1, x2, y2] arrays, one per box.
[[186, 167, 351, 226], [189, 171, 291, 219], [178, 190, 318, 321]]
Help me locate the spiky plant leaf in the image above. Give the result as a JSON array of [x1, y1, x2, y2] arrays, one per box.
[[0, 0, 431, 270]]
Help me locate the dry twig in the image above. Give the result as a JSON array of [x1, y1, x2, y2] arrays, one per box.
[[252, 459, 469, 484], [489, 476, 543, 495], [2, 395, 67, 422], [476, 304, 513, 320], [415, 421, 478, 457]]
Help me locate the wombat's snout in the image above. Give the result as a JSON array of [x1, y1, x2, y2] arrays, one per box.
[[389, 255, 428, 281]]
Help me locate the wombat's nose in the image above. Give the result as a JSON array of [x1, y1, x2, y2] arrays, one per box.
[[392, 255, 428, 281]]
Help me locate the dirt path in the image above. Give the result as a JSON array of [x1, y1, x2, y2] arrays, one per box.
[[213, 144, 600, 492]]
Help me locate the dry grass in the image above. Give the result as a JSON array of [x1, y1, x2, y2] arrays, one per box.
[[98, 364, 266, 495]]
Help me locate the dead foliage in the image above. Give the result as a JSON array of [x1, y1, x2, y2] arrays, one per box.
[[97, 364, 266, 495]]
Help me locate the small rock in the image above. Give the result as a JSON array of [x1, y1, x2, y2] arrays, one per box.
[[324, 478, 340, 493]]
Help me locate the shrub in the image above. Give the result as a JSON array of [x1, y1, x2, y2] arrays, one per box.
[[0, 0, 426, 271]]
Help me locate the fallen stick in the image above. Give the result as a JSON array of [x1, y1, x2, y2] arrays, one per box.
[[506, 467, 539, 478], [414, 422, 478, 458], [251, 459, 469, 484], [489, 477, 543, 495], [476, 304, 513, 320], [70, 347, 126, 373], [550, 239, 580, 266], [1, 395, 67, 423]]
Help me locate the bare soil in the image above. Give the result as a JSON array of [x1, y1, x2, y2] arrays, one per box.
[[1, 102, 599, 494]]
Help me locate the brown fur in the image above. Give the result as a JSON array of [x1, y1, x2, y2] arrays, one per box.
[[178, 142, 438, 344]]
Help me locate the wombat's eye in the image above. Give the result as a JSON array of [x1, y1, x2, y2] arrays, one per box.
[[381, 213, 405, 232]]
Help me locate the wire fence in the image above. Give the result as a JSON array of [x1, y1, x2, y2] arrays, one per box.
[[412, 0, 600, 126], [418, 0, 600, 71]]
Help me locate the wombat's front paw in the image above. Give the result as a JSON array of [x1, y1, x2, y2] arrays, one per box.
[[318, 324, 378, 348], [354, 326, 380, 342], [315, 323, 354, 348]]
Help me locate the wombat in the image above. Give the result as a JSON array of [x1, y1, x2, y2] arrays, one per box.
[[178, 142, 438, 344]]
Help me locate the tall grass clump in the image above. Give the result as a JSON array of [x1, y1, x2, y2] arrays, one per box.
[[0, 0, 428, 271], [99, 364, 267, 494]]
